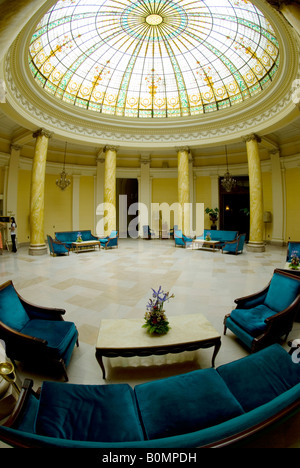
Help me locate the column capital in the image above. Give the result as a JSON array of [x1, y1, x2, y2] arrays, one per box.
[[10, 144, 22, 152], [176, 146, 190, 153], [32, 128, 52, 140], [103, 145, 119, 153], [242, 134, 261, 144]]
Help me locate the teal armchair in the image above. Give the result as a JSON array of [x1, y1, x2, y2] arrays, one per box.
[[174, 230, 193, 248], [99, 231, 119, 249], [224, 269, 300, 353], [222, 233, 246, 255], [47, 235, 69, 256], [0, 281, 79, 381]]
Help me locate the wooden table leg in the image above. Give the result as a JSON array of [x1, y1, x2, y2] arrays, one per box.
[[95, 351, 106, 379], [211, 338, 221, 367]]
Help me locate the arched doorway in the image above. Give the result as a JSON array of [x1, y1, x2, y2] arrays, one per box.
[[219, 176, 250, 240]]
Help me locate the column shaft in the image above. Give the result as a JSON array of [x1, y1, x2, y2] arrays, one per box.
[[177, 147, 190, 235], [104, 146, 117, 235], [244, 134, 265, 252], [29, 129, 51, 255]]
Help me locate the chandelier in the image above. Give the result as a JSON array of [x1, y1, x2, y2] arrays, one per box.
[[56, 142, 71, 190], [221, 146, 236, 192]]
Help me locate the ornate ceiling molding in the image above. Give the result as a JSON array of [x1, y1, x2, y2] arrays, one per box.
[[3, 0, 300, 150]]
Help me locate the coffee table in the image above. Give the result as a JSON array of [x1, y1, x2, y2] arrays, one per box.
[[95, 313, 221, 379], [192, 239, 221, 251], [72, 240, 100, 253]]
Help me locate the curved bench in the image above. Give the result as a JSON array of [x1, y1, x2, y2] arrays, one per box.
[[1, 344, 300, 448]]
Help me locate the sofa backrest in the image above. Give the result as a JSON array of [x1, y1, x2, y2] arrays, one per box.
[[0, 283, 29, 332]]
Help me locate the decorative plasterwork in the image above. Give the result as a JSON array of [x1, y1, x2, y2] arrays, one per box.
[[3, 0, 300, 149]]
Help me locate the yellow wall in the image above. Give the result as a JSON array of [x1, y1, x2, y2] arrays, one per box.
[[79, 176, 95, 231], [152, 178, 178, 229], [262, 172, 273, 241], [17, 169, 31, 244], [44, 173, 72, 237], [285, 167, 300, 241], [196, 176, 212, 229]]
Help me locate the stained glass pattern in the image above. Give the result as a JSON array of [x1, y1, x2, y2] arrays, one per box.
[[29, 0, 280, 118]]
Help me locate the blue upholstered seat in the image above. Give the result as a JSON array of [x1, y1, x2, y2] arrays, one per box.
[[99, 231, 118, 249], [0, 281, 78, 381], [174, 230, 193, 248], [222, 233, 246, 255], [47, 235, 69, 256], [224, 269, 300, 353]]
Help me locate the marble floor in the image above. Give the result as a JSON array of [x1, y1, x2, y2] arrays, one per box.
[[1, 238, 300, 448]]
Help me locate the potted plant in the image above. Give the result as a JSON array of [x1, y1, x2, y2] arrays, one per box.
[[205, 207, 219, 230]]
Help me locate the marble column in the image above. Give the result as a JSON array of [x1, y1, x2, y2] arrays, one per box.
[[6, 144, 21, 219], [103, 145, 118, 236], [177, 147, 190, 236], [265, 1, 300, 36], [243, 134, 265, 252], [0, 0, 50, 63], [29, 129, 51, 256], [139, 153, 151, 237]]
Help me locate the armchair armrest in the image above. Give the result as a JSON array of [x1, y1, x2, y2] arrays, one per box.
[[4, 379, 37, 429], [0, 321, 47, 347], [19, 296, 66, 321], [234, 285, 270, 309]]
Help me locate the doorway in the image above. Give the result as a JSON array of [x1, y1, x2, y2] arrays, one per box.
[[219, 176, 250, 240], [116, 178, 139, 238]]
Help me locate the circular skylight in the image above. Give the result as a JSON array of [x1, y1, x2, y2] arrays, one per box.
[[29, 0, 280, 119]]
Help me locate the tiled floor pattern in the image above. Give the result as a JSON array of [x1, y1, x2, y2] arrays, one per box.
[[1, 238, 300, 448]]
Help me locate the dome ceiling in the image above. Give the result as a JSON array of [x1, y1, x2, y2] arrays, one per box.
[[28, 0, 280, 119]]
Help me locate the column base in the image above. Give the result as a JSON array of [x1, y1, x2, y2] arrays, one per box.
[[28, 244, 48, 256], [246, 242, 265, 252], [270, 238, 284, 247]]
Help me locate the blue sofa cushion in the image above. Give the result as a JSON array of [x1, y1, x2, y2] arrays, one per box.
[[0, 284, 30, 331], [20, 320, 77, 356], [230, 304, 275, 337], [134, 368, 244, 440], [35, 382, 144, 443], [264, 273, 300, 313], [217, 344, 300, 413]]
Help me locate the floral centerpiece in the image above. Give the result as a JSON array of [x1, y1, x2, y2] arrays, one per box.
[[205, 232, 211, 241], [289, 251, 300, 270], [76, 231, 82, 242], [142, 286, 174, 335]]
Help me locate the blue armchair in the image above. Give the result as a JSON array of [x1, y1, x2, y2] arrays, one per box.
[[174, 230, 193, 248], [0, 281, 79, 381], [224, 269, 300, 353], [222, 233, 246, 255], [47, 235, 69, 256], [99, 231, 118, 249], [142, 225, 154, 239]]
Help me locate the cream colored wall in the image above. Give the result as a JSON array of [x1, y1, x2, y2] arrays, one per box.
[[285, 167, 300, 242], [44, 173, 72, 237], [195, 176, 212, 229], [79, 176, 95, 232]]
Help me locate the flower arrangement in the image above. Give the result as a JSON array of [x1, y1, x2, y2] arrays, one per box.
[[289, 251, 300, 270], [142, 286, 174, 335], [76, 231, 82, 242], [205, 232, 211, 241]]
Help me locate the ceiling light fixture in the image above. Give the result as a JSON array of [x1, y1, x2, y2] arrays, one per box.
[[221, 146, 236, 192], [56, 142, 71, 191]]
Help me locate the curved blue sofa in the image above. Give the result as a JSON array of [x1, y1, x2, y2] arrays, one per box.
[[1, 344, 300, 448]]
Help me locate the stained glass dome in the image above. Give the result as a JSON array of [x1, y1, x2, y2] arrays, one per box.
[[29, 0, 280, 119]]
